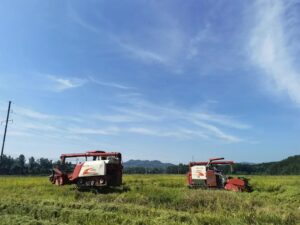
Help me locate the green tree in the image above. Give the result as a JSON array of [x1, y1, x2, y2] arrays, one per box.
[[17, 154, 26, 174], [28, 157, 36, 174]]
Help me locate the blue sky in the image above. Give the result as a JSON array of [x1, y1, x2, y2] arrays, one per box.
[[0, 0, 300, 163]]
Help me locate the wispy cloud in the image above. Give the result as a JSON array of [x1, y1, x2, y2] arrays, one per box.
[[88, 76, 132, 90], [113, 38, 168, 65], [179, 128, 209, 139], [68, 6, 175, 66], [126, 127, 179, 138], [114, 107, 162, 122], [48, 75, 86, 92], [5, 97, 249, 145], [191, 121, 241, 143], [14, 106, 57, 120], [101, 96, 250, 142], [189, 112, 250, 130], [69, 7, 102, 35], [67, 3, 219, 72], [4, 105, 81, 140], [67, 127, 120, 135], [93, 114, 136, 123], [70, 12, 171, 66], [13, 105, 82, 123], [126, 127, 208, 140], [47, 74, 131, 92], [249, 0, 300, 105], [187, 23, 218, 59]]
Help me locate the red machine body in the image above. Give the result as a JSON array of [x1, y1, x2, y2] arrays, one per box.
[[49, 150, 123, 189], [187, 157, 251, 192]]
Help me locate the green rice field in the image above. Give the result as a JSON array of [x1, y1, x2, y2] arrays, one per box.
[[0, 175, 299, 225]]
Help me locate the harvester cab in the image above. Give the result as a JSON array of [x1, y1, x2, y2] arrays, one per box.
[[49, 150, 123, 189], [187, 157, 251, 192]]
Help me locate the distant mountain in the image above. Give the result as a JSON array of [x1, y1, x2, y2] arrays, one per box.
[[124, 160, 174, 168], [255, 155, 300, 175], [234, 155, 300, 175]]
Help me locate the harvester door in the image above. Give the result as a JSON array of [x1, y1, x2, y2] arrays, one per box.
[[79, 161, 106, 177], [206, 170, 217, 187], [191, 166, 206, 180], [191, 165, 206, 187]]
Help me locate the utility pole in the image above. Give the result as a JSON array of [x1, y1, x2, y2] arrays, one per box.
[[1, 101, 12, 161]]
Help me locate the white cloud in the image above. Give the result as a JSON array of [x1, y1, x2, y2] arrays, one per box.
[[48, 75, 86, 92], [249, 0, 300, 105]]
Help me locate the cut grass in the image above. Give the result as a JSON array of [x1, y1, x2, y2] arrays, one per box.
[[0, 175, 299, 225]]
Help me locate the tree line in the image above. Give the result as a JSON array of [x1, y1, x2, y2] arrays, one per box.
[[0, 154, 189, 175], [0, 154, 299, 175], [0, 154, 56, 175]]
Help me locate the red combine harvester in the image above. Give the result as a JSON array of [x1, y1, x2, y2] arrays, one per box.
[[187, 157, 251, 192], [49, 151, 123, 189]]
